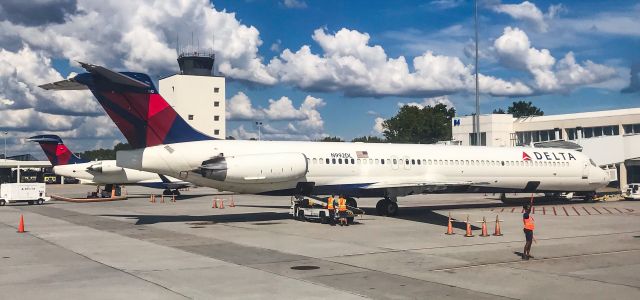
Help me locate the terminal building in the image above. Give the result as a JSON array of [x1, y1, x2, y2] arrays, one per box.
[[451, 108, 640, 190], [159, 49, 226, 138]]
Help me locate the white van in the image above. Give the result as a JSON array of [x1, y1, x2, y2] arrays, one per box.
[[624, 183, 640, 200], [0, 183, 50, 206]]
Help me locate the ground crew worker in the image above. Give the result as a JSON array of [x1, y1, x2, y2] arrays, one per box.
[[326, 195, 336, 226], [522, 204, 535, 260], [338, 195, 348, 226]]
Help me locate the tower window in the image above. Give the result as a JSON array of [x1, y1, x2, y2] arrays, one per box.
[[214, 87, 220, 93], [188, 115, 194, 120], [214, 101, 220, 107], [214, 129, 220, 135], [214, 115, 220, 121]]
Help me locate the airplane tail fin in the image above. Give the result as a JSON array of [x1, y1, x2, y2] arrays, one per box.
[[39, 62, 213, 148], [27, 135, 87, 166]]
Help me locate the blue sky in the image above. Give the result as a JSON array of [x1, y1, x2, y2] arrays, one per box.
[[0, 0, 639, 156]]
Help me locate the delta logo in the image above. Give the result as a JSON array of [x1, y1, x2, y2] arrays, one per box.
[[522, 151, 576, 161]]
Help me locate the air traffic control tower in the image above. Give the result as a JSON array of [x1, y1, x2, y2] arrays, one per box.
[[159, 49, 225, 138]]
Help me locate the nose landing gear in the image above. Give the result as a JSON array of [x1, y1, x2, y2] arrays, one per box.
[[376, 197, 398, 216]]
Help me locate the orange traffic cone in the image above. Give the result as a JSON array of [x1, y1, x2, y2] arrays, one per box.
[[493, 215, 503, 236], [464, 215, 474, 237], [17, 214, 25, 233], [229, 196, 235, 207], [219, 199, 225, 209], [171, 195, 176, 203], [480, 217, 489, 237], [445, 213, 454, 235], [212, 199, 218, 208], [149, 194, 154, 203]]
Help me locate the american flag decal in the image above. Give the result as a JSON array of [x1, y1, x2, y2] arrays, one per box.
[[356, 151, 369, 158]]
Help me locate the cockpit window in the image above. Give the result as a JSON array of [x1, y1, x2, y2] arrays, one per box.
[[589, 159, 597, 167]]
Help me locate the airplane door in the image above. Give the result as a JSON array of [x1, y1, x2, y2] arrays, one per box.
[[391, 156, 399, 170]]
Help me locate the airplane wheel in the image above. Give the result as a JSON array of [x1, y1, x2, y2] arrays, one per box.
[[376, 199, 398, 216], [376, 199, 385, 215], [346, 197, 358, 208], [162, 189, 172, 196], [0, 200, 5, 206], [172, 190, 181, 196]]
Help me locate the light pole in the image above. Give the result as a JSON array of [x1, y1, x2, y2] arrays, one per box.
[[3, 131, 7, 161], [255, 122, 263, 141], [473, 0, 481, 145]]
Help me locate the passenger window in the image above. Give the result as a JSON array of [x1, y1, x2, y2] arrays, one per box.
[[428, 159, 432, 165], [312, 158, 317, 164], [338, 158, 343, 164], [357, 159, 361, 164], [417, 160, 421, 165], [501, 161, 505, 166], [332, 158, 336, 164], [393, 159, 397, 164], [422, 159, 426, 164], [381, 159, 385, 165], [405, 159, 409, 165], [351, 159, 355, 164], [319, 159, 324, 165], [369, 159, 373, 164], [471, 160, 475, 166], [375, 159, 380, 164], [411, 159, 415, 165], [386, 159, 390, 164]]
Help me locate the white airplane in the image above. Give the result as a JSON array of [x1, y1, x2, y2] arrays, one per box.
[[40, 63, 611, 215], [28, 134, 190, 195]]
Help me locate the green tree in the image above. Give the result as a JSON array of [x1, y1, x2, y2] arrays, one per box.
[[382, 103, 456, 144], [492, 108, 506, 114], [319, 136, 344, 142], [351, 136, 386, 143], [507, 101, 544, 118], [77, 142, 130, 161]]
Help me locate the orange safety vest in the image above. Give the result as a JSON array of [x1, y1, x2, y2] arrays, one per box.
[[338, 197, 347, 212], [523, 215, 535, 230], [327, 197, 335, 210]]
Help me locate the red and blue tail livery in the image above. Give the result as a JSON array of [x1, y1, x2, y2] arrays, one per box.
[[27, 135, 87, 166], [39, 63, 213, 148]]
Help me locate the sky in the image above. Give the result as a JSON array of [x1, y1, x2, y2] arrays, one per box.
[[0, 0, 638, 159]]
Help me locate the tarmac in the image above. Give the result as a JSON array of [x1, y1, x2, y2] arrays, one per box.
[[1, 184, 639, 299]]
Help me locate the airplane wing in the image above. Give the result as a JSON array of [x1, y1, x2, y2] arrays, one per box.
[[157, 174, 192, 189]]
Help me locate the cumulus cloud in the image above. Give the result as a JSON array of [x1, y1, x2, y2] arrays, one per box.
[[493, 27, 615, 93], [267, 27, 532, 97], [373, 117, 385, 134], [0, 45, 98, 115], [0, 0, 276, 84], [227, 93, 326, 140], [492, 1, 564, 32], [398, 96, 456, 109], [0, 0, 78, 26]]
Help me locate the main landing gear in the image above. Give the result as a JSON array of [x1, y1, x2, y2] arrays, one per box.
[[163, 189, 181, 196], [376, 197, 398, 216]]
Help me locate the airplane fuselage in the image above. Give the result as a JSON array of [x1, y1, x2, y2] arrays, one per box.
[[117, 140, 610, 197]]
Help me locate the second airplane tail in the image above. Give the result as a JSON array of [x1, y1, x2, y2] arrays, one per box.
[[39, 63, 213, 149], [27, 135, 87, 166]]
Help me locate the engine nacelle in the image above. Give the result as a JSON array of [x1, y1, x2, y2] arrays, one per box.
[[86, 162, 124, 174], [199, 153, 308, 184]]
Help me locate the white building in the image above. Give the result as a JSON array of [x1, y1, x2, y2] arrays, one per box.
[[452, 108, 640, 189], [159, 51, 225, 138]]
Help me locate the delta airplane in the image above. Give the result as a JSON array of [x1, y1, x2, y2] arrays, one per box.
[[28, 134, 190, 195], [40, 63, 611, 216]]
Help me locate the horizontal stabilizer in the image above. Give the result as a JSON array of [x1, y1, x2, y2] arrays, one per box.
[[78, 62, 150, 88], [39, 79, 88, 90]]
